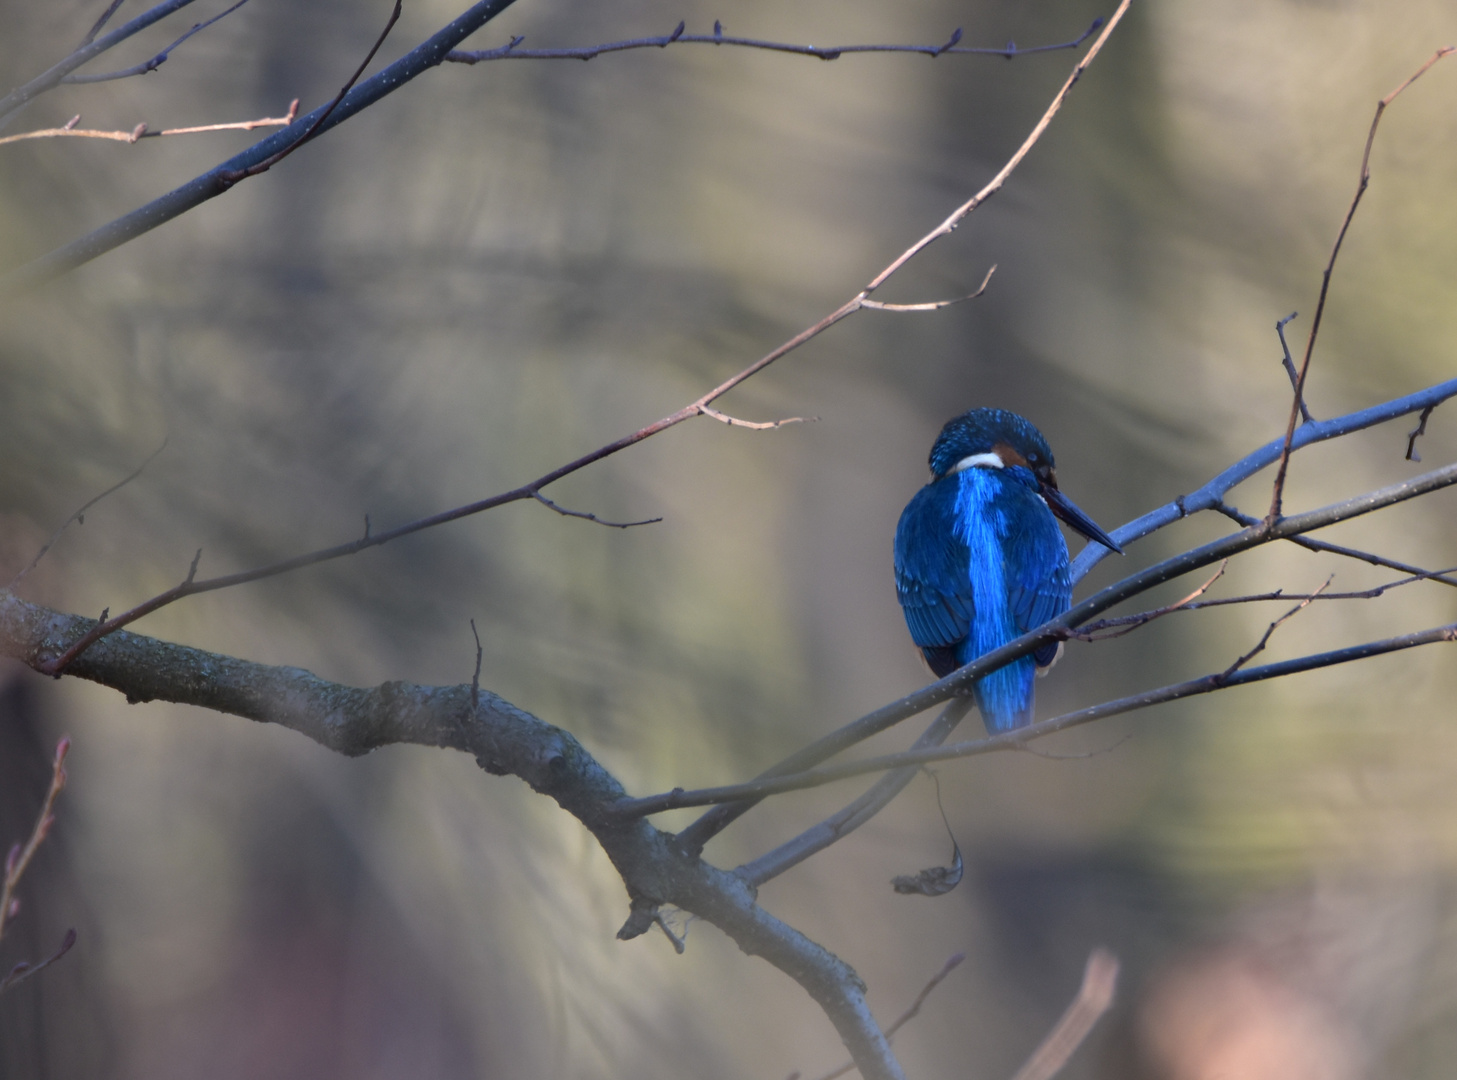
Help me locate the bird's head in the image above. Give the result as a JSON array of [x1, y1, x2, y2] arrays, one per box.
[[928, 408, 1123, 554]]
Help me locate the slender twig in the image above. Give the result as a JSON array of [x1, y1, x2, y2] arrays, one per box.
[[2, 0, 523, 282], [1220, 575, 1331, 678], [1061, 561, 1226, 642], [859, 265, 997, 311], [217, 0, 402, 186], [1070, 377, 1457, 585], [531, 491, 661, 529], [735, 699, 972, 886], [698, 405, 816, 430], [80, 0, 129, 48], [1407, 404, 1436, 462], [1075, 564, 1457, 636], [1, 739, 71, 946], [804, 953, 967, 1080], [24, 6, 1133, 672], [8, 439, 166, 589], [0, 929, 77, 995], [63, 0, 254, 83], [1213, 499, 1457, 588], [1275, 312, 1314, 423], [447, 19, 1104, 65], [1008, 950, 1119, 1080], [468, 619, 483, 716], [0, 0, 204, 125], [617, 620, 1457, 812], [1267, 47, 1455, 521], [0, 102, 299, 148]]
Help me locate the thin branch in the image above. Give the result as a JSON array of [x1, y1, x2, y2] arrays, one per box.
[[1061, 560, 1226, 642], [1009, 949, 1119, 1080], [1266, 46, 1455, 520], [217, 0, 402, 186], [1220, 575, 1331, 678], [1407, 403, 1436, 462], [1275, 312, 1314, 423], [447, 19, 1104, 65], [0, 928, 77, 996], [735, 699, 972, 887], [618, 620, 1457, 810], [19, 6, 1134, 672], [0, 102, 299, 149], [698, 405, 816, 430], [80, 0, 129, 48], [531, 491, 661, 529], [1075, 564, 1457, 635], [1212, 499, 1457, 588], [468, 618, 483, 717], [858, 265, 996, 311], [63, 0, 254, 84], [1, 738, 71, 947], [8, 439, 166, 589], [1069, 377, 1457, 585], [804, 953, 966, 1080], [2, 0, 523, 282], [0, 0, 204, 126]]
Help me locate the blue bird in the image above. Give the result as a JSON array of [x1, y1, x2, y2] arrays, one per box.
[[894, 409, 1122, 732]]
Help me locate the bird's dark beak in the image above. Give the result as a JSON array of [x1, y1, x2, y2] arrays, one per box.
[[1042, 486, 1123, 554]]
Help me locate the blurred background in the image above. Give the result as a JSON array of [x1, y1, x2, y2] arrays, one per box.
[[3, 0, 1457, 1076]]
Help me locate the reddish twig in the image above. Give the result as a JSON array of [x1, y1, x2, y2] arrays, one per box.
[[1063, 560, 1227, 641], [698, 405, 816, 430], [448, 19, 1104, 65], [1274, 312, 1314, 423], [1219, 575, 1332, 679], [0, 102, 298, 148], [859, 265, 997, 311], [0, 738, 76, 995], [36, 3, 1133, 674], [1008, 950, 1119, 1080], [1267, 46, 1455, 521], [531, 491, 661, 528]]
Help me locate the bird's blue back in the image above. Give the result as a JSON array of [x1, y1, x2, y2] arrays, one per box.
[[894, 463, 1071, 731]]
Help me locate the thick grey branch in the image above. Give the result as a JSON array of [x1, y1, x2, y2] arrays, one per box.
[[0, 589, 904, 1080]]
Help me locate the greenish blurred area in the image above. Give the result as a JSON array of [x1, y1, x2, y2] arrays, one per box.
[[2, 0, 1457, 1076]]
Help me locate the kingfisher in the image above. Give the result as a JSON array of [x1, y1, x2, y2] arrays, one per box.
[[894, 408, 1122, 733]]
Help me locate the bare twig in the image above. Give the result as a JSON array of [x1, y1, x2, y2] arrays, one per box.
[[447, 19, 1104, 65], [80, 0, 129, 48], [805, 953, 967, 1080], [0, 103, 298, 148], [1062, 561, 1226, 642], [0, 0, 204, 126], [698, 405, 816, 430], [8, 439, 166, 589], [1, 738, 72, 956], [1267, 46, 1455, 520], [889, 771, 963, 896], [1213, 499, 1457, 588], [1219, 575, 1332, 678], [0, 928, 77, 995], [468, 618, 483, 716], [859, 265, 997, 311], [1407, 403, 1436, 461], [1275, 312, 1314, 423], [25, 5, 1133, 671], [734, 699, 973, 885], [531, 491, 661, 529], [1008, 949, 1119, 1080], [64, 0, 255, 83], [217, 0, 402, 187]]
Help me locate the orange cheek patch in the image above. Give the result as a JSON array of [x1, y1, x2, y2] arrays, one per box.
[[992, 441, 1028, 469]]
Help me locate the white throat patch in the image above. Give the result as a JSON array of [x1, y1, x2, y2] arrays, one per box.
[[948, 452, 1004, 474]]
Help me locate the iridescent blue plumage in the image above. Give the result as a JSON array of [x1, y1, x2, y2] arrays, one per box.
[[894, 409, 1120, 732]]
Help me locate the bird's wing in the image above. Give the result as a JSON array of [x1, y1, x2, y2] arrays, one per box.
[[1004, 491, 1072, 667], [894, 481, 974, 650]]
